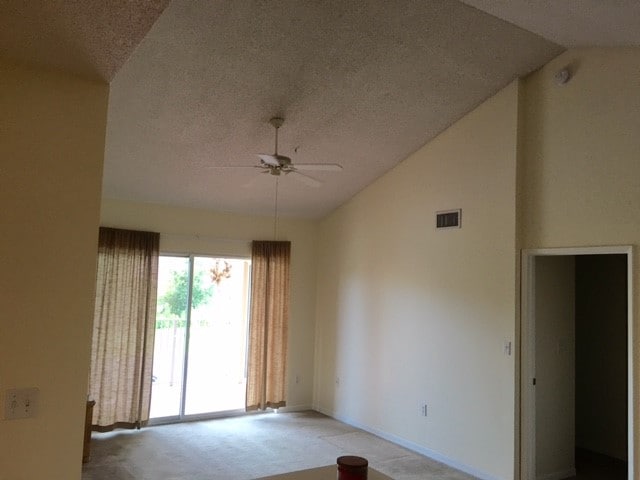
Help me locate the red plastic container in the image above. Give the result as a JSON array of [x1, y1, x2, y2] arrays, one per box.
[[337, 455, 368, 479]]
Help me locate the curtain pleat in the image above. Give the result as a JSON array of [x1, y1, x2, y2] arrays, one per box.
[[89, 227, 159, 431], [246, 240, 291, 411]]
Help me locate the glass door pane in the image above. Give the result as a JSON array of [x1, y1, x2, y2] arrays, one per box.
[[184, 257, 251, 415], [150, 256, 189, 419]]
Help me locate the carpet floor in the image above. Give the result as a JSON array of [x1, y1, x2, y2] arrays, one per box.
[[82, 410, 478, 480]]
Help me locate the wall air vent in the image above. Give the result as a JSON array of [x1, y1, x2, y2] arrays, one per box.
[[436, 209, 461, 229]]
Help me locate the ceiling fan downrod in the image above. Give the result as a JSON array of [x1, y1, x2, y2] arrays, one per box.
[[269, 117, 284, 156]]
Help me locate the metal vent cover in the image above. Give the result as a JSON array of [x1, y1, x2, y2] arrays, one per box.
[[436, 209, 461, 229]]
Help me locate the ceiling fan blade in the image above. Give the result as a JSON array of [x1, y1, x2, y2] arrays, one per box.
[[257, 154, 280, 166], [289, 170, 322, 188], [293, 163, 343, 172]]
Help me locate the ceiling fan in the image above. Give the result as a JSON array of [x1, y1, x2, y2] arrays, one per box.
[[216, 117, 343, 187]]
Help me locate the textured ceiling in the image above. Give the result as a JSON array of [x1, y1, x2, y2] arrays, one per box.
[[6, 1, 636, 219], [461, 0, 640, 47], [103, 0, 561, 218], [0, 0, 169, 81]]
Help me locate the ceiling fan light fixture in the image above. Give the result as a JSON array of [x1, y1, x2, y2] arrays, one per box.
[[208, 116, 342, 187]]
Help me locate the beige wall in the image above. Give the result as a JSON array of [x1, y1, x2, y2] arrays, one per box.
[[0, 62, 108, 479], [314, 81, 519, 479], [520, 48, 640, 474], [315, 47, 640, 479], [519, 48, 640, 249], [535, 256, 575, 479], [100, 199, 318, 410]]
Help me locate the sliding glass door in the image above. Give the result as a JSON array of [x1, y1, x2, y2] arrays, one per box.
[[149, 256, 188, 418], [149, 255, 251, 421]]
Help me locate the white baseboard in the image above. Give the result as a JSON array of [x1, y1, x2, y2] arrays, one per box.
[[536, 468, 576, 480], [276, 404, 313, 413], [313, 406, 501, 480]]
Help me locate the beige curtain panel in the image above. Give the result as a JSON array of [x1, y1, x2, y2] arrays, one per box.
[[89, 227, 159, 431], [246, 240, 291, 411]]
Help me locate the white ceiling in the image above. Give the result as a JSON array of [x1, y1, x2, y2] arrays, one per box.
[[0, 0, 169, 81], [2, 1, 637, 218], [103, 0, 561, 218], [460, 0, 640, 47]]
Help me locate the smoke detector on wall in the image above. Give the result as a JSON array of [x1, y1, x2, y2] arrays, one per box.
[[554, 68, 571, 86]]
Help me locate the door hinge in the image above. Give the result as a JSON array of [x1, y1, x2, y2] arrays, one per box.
[[533, 378, 536, 386]]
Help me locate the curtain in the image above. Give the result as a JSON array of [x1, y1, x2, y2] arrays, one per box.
[[89, 227, 159, 431], [246, 240, 291, 411]]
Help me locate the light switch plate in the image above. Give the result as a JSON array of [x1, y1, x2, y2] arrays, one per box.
[[4, 388, 39, 420]]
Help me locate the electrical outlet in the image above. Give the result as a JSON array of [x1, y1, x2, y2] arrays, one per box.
[[4, 388, 39, 420]]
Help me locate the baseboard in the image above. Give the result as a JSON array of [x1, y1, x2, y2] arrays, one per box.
[[276, 404, 314, 413], [536, 467, 576, 480], [313, 406, 501, 480]]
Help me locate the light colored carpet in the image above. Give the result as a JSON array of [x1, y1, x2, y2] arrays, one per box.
[[321, 431, 411, 462], [82, 410, 477, 480]]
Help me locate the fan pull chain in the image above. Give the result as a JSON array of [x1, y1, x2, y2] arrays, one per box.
[[273, 177, 279, 240], [274, 125, 279, 155]]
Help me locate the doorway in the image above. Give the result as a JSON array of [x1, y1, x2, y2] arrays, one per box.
[[149, 255, 251, 422], [520, 247, 633, 480]]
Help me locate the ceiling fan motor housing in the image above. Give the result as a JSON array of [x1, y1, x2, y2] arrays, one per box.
[[275, 155, 291, 166], [254, 117, 342, 184], [269, 117, 284, 129]]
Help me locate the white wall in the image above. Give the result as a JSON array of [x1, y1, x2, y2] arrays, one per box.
[[0, 62, 108, 479], [519, 48, 640, 474], [534, 256, 575, 479], [100, 199, 318, 410], [314, 81, 519, 479]]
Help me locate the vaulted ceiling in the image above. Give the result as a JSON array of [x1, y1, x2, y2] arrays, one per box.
[[2, 1, 638, 218]]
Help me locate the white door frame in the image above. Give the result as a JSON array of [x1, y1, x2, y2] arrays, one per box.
[[520, 245, 634, 480]]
